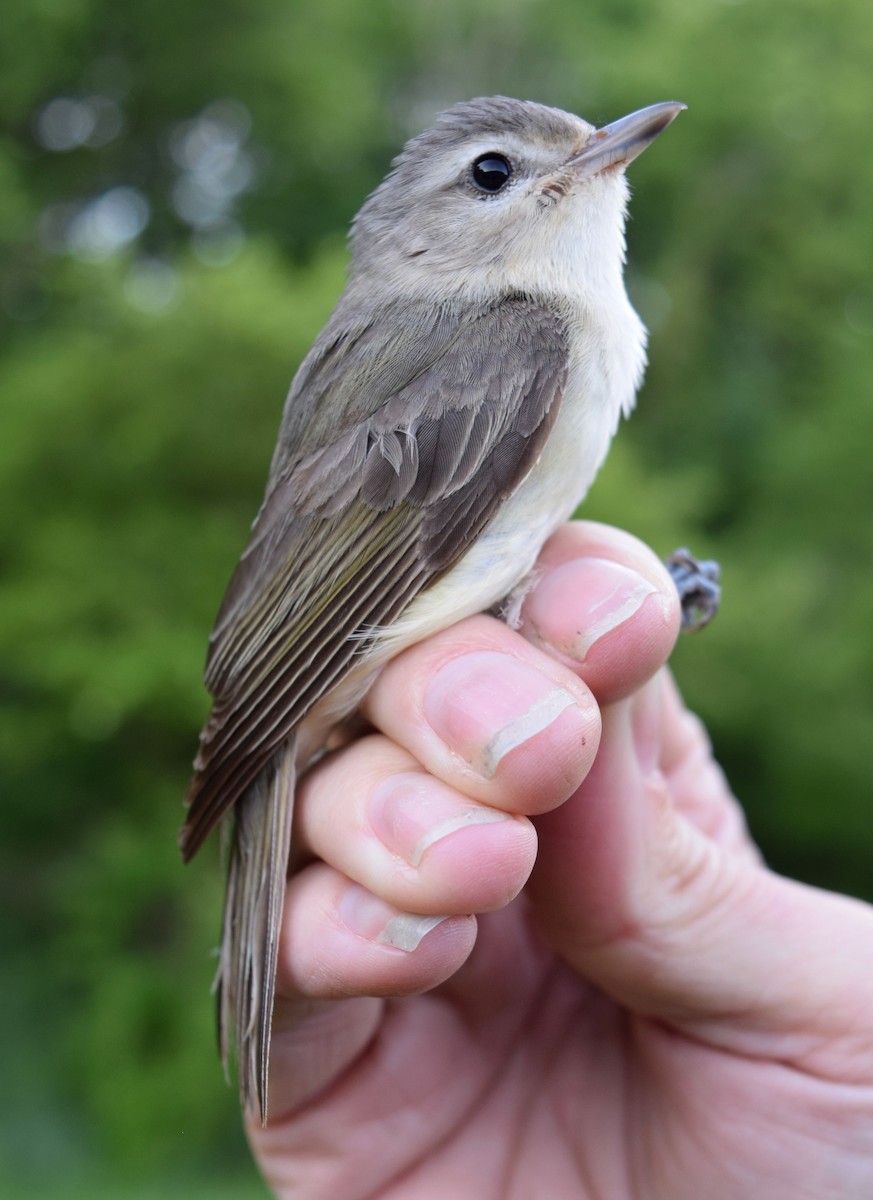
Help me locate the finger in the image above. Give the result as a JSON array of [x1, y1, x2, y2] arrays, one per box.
[[654, 670, 759, 857], [361, 521, 679, 809], [266, 861, 477, 1114], [529, 525, 755, 856], [528, 676, 873, 1080], [276, 863, 475, 1000], [362, 614, 602, 814], [519, 520, 681, 704], [294, 734, 537, 914]]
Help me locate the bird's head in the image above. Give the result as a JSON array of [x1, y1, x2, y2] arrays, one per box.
[[349, 96, 684, 306]]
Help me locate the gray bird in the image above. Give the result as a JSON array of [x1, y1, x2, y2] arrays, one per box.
[[181, 95, 685, 1123]]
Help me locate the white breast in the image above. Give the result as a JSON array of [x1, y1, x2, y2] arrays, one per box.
[[372, 288, 646, 657]]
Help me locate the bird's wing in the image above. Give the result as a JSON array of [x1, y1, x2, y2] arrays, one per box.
[[181, 296, 569, 859]]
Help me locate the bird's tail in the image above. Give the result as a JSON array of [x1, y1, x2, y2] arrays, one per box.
[[217, 737, 296, 1126]]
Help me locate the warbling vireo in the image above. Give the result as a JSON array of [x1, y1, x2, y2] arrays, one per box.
[[182, 95, 686, 1122]]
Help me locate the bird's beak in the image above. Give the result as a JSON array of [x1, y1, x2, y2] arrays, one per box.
[[567, 101, 686, 176]]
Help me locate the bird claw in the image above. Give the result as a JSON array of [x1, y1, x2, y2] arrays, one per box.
[[664, 547, 721, 633]]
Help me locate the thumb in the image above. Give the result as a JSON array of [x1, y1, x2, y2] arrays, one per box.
[[526, 672, 873, 1083]]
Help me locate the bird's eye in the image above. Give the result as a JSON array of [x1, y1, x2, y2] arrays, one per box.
[[471, 153, 513, 194]]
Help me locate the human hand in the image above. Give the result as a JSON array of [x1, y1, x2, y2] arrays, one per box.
[[248, 522, 873, 1199]]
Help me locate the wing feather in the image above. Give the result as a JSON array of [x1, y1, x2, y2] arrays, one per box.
[[182, 297, 569, 859]]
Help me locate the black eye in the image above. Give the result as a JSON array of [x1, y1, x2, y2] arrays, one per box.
[[471, 153, 512, 194]]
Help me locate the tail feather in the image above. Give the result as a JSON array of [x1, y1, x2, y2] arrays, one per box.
[[217, 738, 296, 1125]]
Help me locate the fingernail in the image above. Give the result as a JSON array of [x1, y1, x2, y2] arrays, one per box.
[[339, 885, 449, 951], [370, 773, 513, 867], [424, 651, 584, 778], [526, 558, 662, 663]]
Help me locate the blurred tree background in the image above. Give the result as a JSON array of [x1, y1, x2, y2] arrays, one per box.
[[3, 0, 872, 1193]]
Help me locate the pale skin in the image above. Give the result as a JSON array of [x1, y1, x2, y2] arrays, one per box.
[[247, 522, 873, 1198]]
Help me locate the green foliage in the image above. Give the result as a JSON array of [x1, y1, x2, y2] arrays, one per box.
[[2, 0, 872, 1192]]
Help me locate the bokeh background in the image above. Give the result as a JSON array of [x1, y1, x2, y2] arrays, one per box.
[[3, 0, 872, 1194]]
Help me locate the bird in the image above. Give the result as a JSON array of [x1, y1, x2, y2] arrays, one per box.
[[181, 95, 686, 1124]]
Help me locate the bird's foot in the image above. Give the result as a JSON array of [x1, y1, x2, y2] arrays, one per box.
[[664, 547, 721, 633]]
